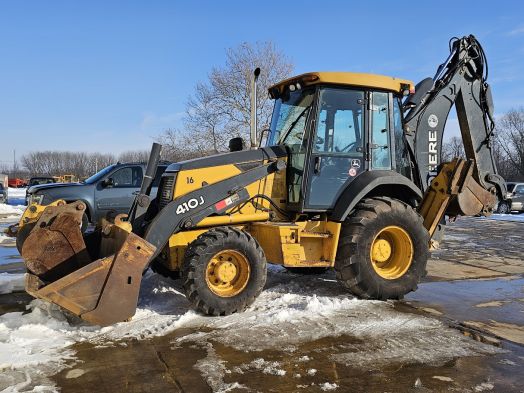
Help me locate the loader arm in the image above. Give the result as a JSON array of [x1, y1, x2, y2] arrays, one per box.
[[17, 155, 285, 326], [404, 35, 506, 200]]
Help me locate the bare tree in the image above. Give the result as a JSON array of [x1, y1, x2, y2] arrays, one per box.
[[118, 150, 150, 163], [495, 108, 524, 180], [441, 136, 466, 162], [156, 128, 207, 162], [159, 41, 294, 154], [21, 151, 116, 179]]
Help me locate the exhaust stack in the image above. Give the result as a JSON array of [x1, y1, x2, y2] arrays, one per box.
[[250, 67, 261, 149]]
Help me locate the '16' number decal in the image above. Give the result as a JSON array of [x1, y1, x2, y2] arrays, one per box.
[[176, 196, 205, 215]]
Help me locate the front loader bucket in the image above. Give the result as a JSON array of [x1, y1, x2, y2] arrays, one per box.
[[19, 201, 156, 326]]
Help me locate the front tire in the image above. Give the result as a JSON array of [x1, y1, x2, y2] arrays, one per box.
[[335, 197, 429, 300], [496, 201, 511, 214], [181, 227, 267, 316]]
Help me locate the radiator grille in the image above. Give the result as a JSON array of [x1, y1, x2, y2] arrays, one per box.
[[158, 175, 175, 210]]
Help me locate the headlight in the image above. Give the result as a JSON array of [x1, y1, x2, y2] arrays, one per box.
[[29, 194, 45, 205]]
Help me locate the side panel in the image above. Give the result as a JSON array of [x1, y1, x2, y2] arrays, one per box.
[[247, 221, 341, 267]]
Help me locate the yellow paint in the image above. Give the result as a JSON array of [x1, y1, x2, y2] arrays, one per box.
[[205, 249, 251, 297], [166, 228, 209, 270], [270, 72, 414, 96], [370, 225, 413, 280], [18, 199, 66, 227], [247, 220, 341, 267], [173, 164, 242, 196], [196, 212, 269, 228]]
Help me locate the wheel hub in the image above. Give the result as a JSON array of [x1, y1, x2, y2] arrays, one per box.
[[370, 226, 414, 280], [371, 238, 392, 262], [206, 250, 251, 297], [215, 261, 237, 282]]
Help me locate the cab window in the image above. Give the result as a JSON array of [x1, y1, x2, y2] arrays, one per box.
[[371, 92, 391, 169], [393, 97, 411, 178], [314, 88, 364, 154]]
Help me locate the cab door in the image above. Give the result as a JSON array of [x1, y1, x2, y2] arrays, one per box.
[[96, 165, 143, 219], [304, 87, 365, 210]]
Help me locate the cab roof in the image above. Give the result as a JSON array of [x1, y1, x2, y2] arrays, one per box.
[[269, 72, 414, 98]]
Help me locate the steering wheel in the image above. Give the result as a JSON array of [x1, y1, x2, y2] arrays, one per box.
[[335, 141, 357, 152]]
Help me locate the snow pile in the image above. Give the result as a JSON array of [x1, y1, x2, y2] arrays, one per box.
[[0, 273, 25, 294], [0, 204, 24, 217], [0, 267, 502, 391], [487, 214, 524, 223]]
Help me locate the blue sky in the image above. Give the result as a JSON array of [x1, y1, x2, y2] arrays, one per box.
[[1, 1, 523, 165]]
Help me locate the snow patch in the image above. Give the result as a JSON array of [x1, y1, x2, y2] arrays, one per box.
[[240, 358, 286, 376], [194, 343, 247, 393], [0, 273, 25, 294], [0, 266, 504, 391], [320, 382, 338, 391], [7, 188, 26, 206], [485, 214, 524, 223], [0, 204, 24, 216]]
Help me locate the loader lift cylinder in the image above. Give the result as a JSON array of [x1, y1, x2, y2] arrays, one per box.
[[128, 142, 162, 228]]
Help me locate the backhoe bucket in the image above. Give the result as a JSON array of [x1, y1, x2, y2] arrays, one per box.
[[18, 201, 156, 326]]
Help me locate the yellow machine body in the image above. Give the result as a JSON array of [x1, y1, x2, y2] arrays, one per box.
[[158, 158, 341, 272]]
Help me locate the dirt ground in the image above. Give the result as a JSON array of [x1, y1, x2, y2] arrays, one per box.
[[1, 216, 523, 393]]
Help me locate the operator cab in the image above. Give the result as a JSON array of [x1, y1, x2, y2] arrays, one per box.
[[267, 72, 414, 213]]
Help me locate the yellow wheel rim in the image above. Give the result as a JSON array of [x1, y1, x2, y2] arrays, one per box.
[[205, 249, 250, 297], [370, 226, 414, 280]]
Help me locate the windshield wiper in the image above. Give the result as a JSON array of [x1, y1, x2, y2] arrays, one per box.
[[279, 104, 312, 143]]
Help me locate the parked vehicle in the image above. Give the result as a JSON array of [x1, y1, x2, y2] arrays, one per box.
[[26, 177, 57, 205], [496, 182, 524, 213], [25, 162, 170, 230], [54, 174, 78, 183], [28, 177, 56, 187], [0, 183, 6, 204], [8, 178, 27, 188]]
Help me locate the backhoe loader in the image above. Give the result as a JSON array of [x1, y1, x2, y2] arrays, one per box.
[[9, 35, 506, 326]]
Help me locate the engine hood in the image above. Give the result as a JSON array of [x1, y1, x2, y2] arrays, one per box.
[[28, 182, 84, 194]]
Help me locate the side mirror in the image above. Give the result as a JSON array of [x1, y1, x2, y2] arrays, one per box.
[[102, 178, 114, 188], [229, 137, 244, 152]]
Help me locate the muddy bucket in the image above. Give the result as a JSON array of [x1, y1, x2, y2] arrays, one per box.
[[19, 201, 156, 326]]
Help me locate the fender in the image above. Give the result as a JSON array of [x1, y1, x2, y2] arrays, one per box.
[[330, 170, 422, 222]]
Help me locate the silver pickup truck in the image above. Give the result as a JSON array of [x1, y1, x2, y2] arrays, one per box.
[[26, 162, 169, 229]]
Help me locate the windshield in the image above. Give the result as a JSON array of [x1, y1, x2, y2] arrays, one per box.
[[267, 88, 315, 146], [29, 178, 54, 186], [507, 183, 516, 192], [84, 165, 117, 184]]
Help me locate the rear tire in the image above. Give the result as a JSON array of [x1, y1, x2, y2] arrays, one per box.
[[335, 197, 429, 300], [181, 227, 267, 316]]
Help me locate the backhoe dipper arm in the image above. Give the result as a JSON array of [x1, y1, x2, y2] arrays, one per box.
[[403, 35, 506, 200]]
